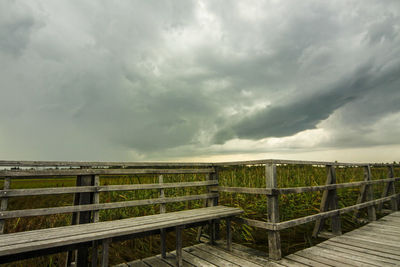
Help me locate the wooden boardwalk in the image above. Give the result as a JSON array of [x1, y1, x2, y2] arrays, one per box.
[[276, 211, 400, 267], [119, 212, 400, 267]]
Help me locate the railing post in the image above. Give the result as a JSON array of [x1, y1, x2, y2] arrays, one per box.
[[378, 165, 398, 212], [354, 165, 376, 221], [67, 171, 96, 267], [203, 167, 219, 242], [365, 165, 377, 221], [313, 165, 341, 237], [159, 174, 167, 258], [92, 175, 100, 267], [266, 163, 281, 260], [0, 177, 11, 234]]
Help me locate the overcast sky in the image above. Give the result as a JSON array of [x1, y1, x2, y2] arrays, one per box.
[[1, 0, 400, 163]]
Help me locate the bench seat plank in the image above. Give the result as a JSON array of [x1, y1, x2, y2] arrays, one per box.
[[0, 206, 242, 257]]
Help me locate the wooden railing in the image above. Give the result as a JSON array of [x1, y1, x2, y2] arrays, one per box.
[[0, 159, 399, 263], [0, 161, 217, 266], [212, 159, 400, 260]]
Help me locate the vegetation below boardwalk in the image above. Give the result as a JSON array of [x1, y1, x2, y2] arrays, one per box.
[[1, 165, 399, 266]]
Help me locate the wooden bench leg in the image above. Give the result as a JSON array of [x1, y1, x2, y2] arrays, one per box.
[[160, 229, 166, 258], [176, 226, 183, 267], [226, 218, 232, 251], [101, 238, 111, 267], [92, 240, 98, 267], [209, 220, 216, 245]]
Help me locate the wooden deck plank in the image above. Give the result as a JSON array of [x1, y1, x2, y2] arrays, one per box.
[[213, 240, 284, 267], [325, 240, 400, 260], [294, 250, 352, 267], [127, 260, 149, 267], [170, 250, 217, 267], [300, 247, 379, 267], [142, 256, 172, 267], [156, 254, 190, 267], [184, 246, 241, 267], [194, 243, 263, 267], [285, 254, 328, 267], [277, 212, 400, 267], [331, 235, 400, 255], [317, 243, 399, 265], [342, 231, 400, 246], [276, 258, 310, 267]]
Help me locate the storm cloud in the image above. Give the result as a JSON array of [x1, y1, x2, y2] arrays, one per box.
[[1, 0, 400, 161]]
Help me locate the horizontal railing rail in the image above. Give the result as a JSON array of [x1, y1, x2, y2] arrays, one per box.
[[214, 158, 400, 167], [0, 193, 219, 219], [0, 180, 218, 197], [0, 168, 214, 177], [210, 177, 400, 195], [0, 160, 213, 168]]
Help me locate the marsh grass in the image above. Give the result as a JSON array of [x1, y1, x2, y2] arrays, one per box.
[[1, 165, 398, 266]]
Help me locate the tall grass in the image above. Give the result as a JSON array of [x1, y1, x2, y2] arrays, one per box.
[[1, 165, 398, 266]]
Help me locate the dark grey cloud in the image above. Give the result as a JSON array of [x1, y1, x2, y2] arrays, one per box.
[[0, 1, 38, 56], [214, 57, 400, 143], [0, 0, 400, 161]]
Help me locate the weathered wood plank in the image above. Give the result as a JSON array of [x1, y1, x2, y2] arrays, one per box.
[[266, 163, 281, 260], [0, 177, 10, 234], [3, 159, 399, 168], [209, 186, 272, 195], [143, 256, 171, 267], [126, 260, 148, 267], [170, 250, 217, 267], [325, 240, 400, 261], [176, 226, 183, 267], [275, 258, 309, 267], [231, 217, 274, 230], [0, 168, 215, 177], [276, 177, 400, 194], [294, 250, 352, 267], [318, 242, 398, 266], [157, 252, 195, 267], [275, 194, 399, 230], [313, 165, 341, 237], [0, 206, 238, 245], [184, 246, 241, 266], [0, 193, 219, 219], [0, 207, 243, 256], [159, 175, 167, 259], [0, 180, 219, 197], [0, 160, 213, 168], [226, 218, 232, 251], [285, 254, 327, 267], [101, 238, 111, 267], [213, 240, 284, 267], [335, 235, 399, 253], [214, 159, 375, 167], [302, 246, 379, 267], [76, 174, 94, 267], [92, 175, 100, 267], [194, 243, 262, 267]]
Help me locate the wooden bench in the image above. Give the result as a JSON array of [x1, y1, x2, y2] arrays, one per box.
[[0, 206, 242, 266], [0, 164, 243, 266]]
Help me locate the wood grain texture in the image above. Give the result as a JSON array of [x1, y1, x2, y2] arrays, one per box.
[[0, 206, 243, 257], [0, 177, 10, 234], [266, 163, 281, 260], [0, 180, 218, 197], [0, 168, 215, 177]]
